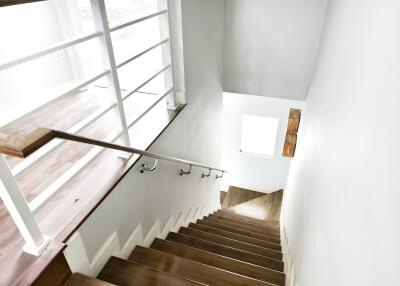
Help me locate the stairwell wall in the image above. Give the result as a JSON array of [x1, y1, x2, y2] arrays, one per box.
[[282, 1, 400, 285], [70, 0, 226, 263], [221, 92, 305, 193]]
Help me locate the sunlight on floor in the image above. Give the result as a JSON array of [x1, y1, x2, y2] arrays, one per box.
[[230, 203, 267, 220]]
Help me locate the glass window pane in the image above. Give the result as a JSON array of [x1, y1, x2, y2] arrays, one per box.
[[111, 16, 166, 64], [104, 0, 165, 27], [117, 46, 169, 92], [240, 115, 279, 157]]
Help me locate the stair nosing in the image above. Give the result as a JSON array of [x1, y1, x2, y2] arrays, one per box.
[[166, 231, 284, 270], [189, 222, 282, 251], [178, 226, 283, 260], [129, 246, 278, 286], [199, 218, 281, 243]]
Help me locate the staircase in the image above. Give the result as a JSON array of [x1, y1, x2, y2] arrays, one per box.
[[64, 188, 285, 286]]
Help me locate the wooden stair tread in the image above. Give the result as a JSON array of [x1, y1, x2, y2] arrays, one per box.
[[198, 219, 281, 244], [65, 273, 115, 286], [214, 212, 280, 232], [151, 238, 285, 285], [98, 256, 203, 286], [166, 232, 283, 271], [207, 214, 281, 235], [218, 209, 281, 225], [178, 227, 282, 260], [216, 210, 280, 229], [128, 245, 275, 286], [188, 223, 282, 252]]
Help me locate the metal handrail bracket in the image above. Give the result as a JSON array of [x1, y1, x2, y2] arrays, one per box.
[[180, 164, 192, 176], [202, 168, 211, 178], [140, 158, 158, 173]]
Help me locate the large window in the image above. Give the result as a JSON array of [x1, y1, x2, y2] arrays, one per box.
[[0, 0, 176, 127], [0, 0, 182, 216], [240, 114, 279, 158]]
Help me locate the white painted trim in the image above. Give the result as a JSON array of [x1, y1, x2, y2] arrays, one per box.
[[183, 208, 194, 227], [172, 211, 185, 232], [64, 199, 219, 277], [122, 65, 172, 102], [158, 215, 175, 239], [119, 225, 143, 259], [91, 0, 131, 146], [110, 10, 168, 33], [281, 225, 299, 286], [142, 220, 161, 247], [64, 232, 91, 275], [116, 38, 170, 69], [167, 0, 186, 104], [0, 31, 103, 72], [127, 87, 173, 129], [90, 232, 121, 276]]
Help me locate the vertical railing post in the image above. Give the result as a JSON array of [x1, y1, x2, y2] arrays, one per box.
[[0, 156, 51, 256], [90, 0, 131, 146], [158, 0, 176, 108]]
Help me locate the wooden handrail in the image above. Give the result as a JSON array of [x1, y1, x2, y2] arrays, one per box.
[[0, 0, 46, 7], [0, 128, 227, 173], [0, 128, 55, 158]]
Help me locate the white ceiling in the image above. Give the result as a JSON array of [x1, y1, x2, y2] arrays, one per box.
[[223, 0, 328, 101]]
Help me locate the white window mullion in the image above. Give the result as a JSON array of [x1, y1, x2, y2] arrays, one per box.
[[90, 0, 131, 146], [158, 0, 176, 108]]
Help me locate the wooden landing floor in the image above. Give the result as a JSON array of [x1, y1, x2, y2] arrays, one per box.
[[0, 86, 185, 285]]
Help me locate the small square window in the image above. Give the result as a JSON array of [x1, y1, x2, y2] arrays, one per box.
[[240, 115, 279, 158]]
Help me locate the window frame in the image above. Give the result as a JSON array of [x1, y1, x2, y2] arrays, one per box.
[[239, 114, 279, 158]]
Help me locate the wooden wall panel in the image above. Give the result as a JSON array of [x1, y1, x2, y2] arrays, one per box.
[[283, 108, 301, 157]]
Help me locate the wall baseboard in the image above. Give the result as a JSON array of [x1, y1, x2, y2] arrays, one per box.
[[63, 199, 220, 277], [281, 226, 298, 286]]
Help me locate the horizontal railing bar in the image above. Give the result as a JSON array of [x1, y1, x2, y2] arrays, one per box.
[[29, 130, 123, 214], [110, 10, 168, 33], [127, 87, 173, 129], [12, 102, 117, 176], [0, 31, 103, 71], [122, 64, 171, 102], [58, 70, 111, 98], [116, 38, 170, 69], [27, 87, 171, 211]]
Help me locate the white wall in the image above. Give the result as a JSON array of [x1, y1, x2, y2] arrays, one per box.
[[282, 1, 400, 285], [0, 1, 75, 127], [222, 92, 304, 193], [75, 0, 226, 261], [223, 0, 327, 101]]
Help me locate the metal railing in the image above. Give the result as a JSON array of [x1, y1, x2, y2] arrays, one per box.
[[0, 0, 179, 256], [1, 128, 227, 176], [0, 128, 227, 255]]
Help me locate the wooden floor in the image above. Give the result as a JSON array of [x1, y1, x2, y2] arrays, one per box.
[[221, 186, 266, 209], [222, 186, 283, 221], [0, 86, 185, 285]]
